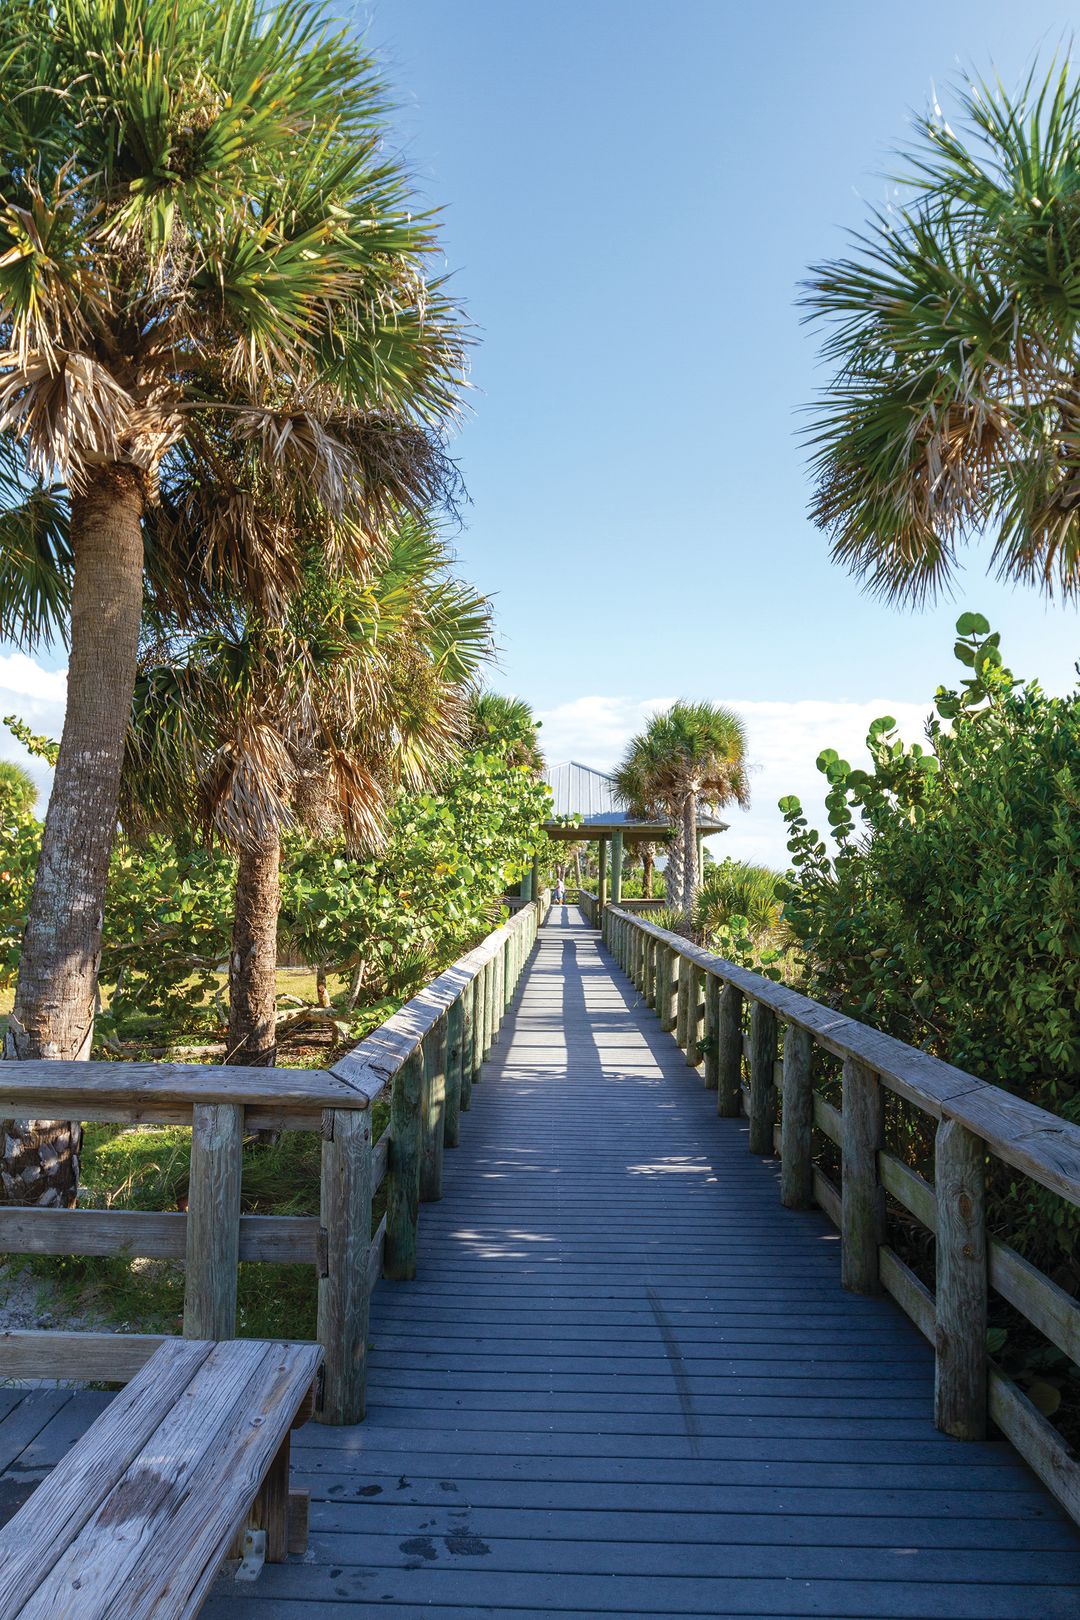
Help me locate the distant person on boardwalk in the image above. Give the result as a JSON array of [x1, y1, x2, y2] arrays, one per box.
[[554, 878, 566, 904]]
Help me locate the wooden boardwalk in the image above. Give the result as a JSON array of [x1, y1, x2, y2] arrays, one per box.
[[2, 904, 1079, 1616]]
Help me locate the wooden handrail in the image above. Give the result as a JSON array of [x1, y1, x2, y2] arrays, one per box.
[[0, 889, 551, 1426], [603, 903, 1080, 1528]]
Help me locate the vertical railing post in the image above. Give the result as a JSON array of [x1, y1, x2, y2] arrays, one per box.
[[645, 934, 658, 1008], [444, 996, 464, 1148], [841, 1056, 884, 1293], [687, 962, 704, 1069], [934, 1118, 987, 1439], [461, 977, 476, 1112], [184, 1102, 243, 1339], [716, 983, 744, 1117], [703, 972, 720, 1092], [420, 1018, 447, 1202], [676, 951, 691, 1050], [748, 1000, 778, 1153], [384, 1050, 423, 1280], [659, 946, 678, 1033], [491, 945, 504, 1042], [780, 1023, 813, 1207], [480, 955, 494, 1059], [317, 1106, 373, 1424]]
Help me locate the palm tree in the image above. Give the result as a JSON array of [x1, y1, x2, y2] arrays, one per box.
[[0, 762, 36, 817], [0, 0, 466, 1071], [803, 60, 1080, 602], [467, 693, 545, 773], [126, 522, 491, 1066], [693, 860, 788, 950], [612, 752, 660, 899], [617, 703, 749, 921]]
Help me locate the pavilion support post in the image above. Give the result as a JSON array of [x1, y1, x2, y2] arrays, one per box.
[[611, 829, 623, 906], [521, 868, 533, 902], [597, 837, 607, 918], [531, 851, 541, 900]]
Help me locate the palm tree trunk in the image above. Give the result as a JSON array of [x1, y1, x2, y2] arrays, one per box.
[[642, 845, 655, 897], [227, 837, 281, 1067], [665, 829, 684, 907], [681, 793, 699, 920], [2, 467, 145, 1208]]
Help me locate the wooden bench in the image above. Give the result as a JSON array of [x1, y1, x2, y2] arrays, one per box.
[[0, 1337, 322, 1619]]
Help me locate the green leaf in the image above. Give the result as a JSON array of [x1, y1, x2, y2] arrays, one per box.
[[956, 612, 991, 637]]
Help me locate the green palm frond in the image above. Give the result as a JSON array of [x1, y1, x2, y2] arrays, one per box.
[[803, 56, 1080, 601]]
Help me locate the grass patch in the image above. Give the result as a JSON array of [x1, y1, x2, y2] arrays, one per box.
[[10, 1099, 390, 1344]]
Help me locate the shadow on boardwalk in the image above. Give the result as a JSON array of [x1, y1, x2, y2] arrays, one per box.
[[3, 906, 1078, 1617]]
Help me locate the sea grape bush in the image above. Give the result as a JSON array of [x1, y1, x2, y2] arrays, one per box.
[[779, 615, 1080, 1274], [0, 726, 550, 1045]]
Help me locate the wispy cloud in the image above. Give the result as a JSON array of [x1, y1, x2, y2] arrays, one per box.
[[537, 692, 932, 868]]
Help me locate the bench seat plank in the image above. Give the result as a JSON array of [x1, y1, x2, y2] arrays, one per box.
[[1, 1339, 320, 1620]]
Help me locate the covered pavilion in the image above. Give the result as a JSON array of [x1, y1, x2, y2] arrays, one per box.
[[529, 760, 728, 907]]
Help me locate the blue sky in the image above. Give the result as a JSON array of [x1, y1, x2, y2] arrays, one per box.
[[7, 0, 1080, 863], [353, 0, 1080, 860]]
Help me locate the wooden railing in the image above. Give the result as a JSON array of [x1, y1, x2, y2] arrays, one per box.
[[603, 904, 1080, 1527], [0, 891, 550, 1425], [577, 890, 665, 926]]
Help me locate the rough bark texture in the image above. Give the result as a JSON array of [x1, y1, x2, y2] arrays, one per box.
[[3, 466, 146, 1208], [227, 837, 282, 1067], [641, 845, 655, 897], [681, 793, 699, 919], [665, 833, 684, 909]]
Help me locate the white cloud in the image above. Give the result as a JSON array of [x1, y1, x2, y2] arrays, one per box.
[[536, 692, 933, 869]]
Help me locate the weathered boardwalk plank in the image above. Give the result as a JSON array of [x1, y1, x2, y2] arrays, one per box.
[[1, 906, 1077, 1616]]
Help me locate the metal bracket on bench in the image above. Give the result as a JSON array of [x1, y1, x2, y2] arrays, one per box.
[[235, 1528, 267, 1583]]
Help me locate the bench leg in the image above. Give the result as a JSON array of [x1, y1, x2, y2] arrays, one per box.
[[232, 1433, 292, 1565]]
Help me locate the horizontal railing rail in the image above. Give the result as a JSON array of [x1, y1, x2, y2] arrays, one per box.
[[0, 890, 550, 1425], [603, 903, 1080, 1527]]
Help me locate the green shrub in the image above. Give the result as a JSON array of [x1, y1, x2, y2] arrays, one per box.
[[780, 614, 1080, 1279]]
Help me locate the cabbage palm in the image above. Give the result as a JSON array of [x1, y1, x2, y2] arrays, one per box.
[[694, 860, 788, 949], [612, 752, 660, 899], [617, 703, 748, 921], [0, 0, 466, 1078], [467, 693, 544, 774], [803, 60, 1080, 601], [126, 521, 491, 1066]]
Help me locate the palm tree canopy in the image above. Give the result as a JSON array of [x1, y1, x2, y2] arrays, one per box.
[[0, 0, 467, 638], [693, 860, 787, 943], [616, 701, 749, 813], [467, 692, 544, 773], [803, 59, 1080, 602], [124, 519, 492, 853], [0, 759, 36, 816]]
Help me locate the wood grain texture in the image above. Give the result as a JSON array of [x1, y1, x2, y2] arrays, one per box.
[[934, 1119, 987, 1440], [420, 1019, 447, 1203], [748, 1001, 778, 1155], [183, 1103, 243, 1339], [444, 996, 464, 1150], [606, 910, 1080, 1206], [0, 1207, 320, 1264], [5, 906, 1078, 1619], [842, 1058, 885, 1295], [716, 982, 744, 1119], [384, 1049, 423, 1281], [0, 1339, 321, 1620], [317, 1108, 373, 1425], [781, 1023, 814, 1209]]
